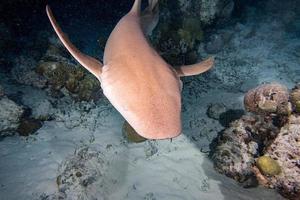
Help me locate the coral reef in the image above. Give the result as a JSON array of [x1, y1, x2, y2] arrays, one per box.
[[254, 115, 300, 199], [211, 114, 279, 182], [0, 97, 24, 136], [36, 43, 102, 101], [151, 0, 234, 66], [211, 83, 300, 199]]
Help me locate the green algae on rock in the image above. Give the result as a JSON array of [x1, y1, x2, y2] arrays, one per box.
[[122, 121, 147, 143]]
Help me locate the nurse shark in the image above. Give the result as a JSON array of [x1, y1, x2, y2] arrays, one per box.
[[46, 0, 214, 139]]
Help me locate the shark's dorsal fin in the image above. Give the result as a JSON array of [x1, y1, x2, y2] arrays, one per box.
[[141, 0, 159, 35], [176, 57, 214, 77], [130, 0, 142, 15], [46, 5, 103, 79]]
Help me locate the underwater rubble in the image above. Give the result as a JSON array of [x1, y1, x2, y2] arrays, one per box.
[[211, 83, 300, 199]]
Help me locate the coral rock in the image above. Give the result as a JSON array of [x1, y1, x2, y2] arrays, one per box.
[[256, 115, 300, 199], [211, 115, 279, 182], [0, 97, 24, 136], [244, 83, 290, 116]]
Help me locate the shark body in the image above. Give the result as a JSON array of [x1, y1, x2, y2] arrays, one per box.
[[46, 0, 214, 139]]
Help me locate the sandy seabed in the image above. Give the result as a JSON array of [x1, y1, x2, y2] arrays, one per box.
[[0, 2, 299, 200]]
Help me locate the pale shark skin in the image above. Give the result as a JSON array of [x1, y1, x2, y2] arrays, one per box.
[[46, 0, 214, 140]]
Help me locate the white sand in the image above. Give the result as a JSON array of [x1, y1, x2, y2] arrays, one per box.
[[0, 107, 283, 200]]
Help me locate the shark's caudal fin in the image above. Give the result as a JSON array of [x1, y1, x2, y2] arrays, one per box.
[[176, 57, 214, 77], [141, 0, 159, 35], [46, 5, 103, 79]]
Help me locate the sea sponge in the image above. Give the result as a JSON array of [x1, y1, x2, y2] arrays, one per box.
[[256, 156, 281, 176], [244, 83, 290, 116], [122, 121, 147, 143]]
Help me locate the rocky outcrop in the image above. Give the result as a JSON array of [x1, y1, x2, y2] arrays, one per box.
[[211, 114, 279, 182], [211, 83, 300, 199], [254, 115, 300, 199], [244, 83, 290, 116], [0, 97, 24, 136]]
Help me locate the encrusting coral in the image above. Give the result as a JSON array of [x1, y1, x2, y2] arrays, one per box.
[[212, 82, 300, 199]]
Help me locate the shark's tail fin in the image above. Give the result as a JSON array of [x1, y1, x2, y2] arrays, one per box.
[[141, 0, 159, 35], [46, 5, 103, 80], [176, 57, 214, 77]]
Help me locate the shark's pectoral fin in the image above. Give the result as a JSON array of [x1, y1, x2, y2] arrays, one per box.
[[176, 57, 214, 77], [46, 5, 102, 79]]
